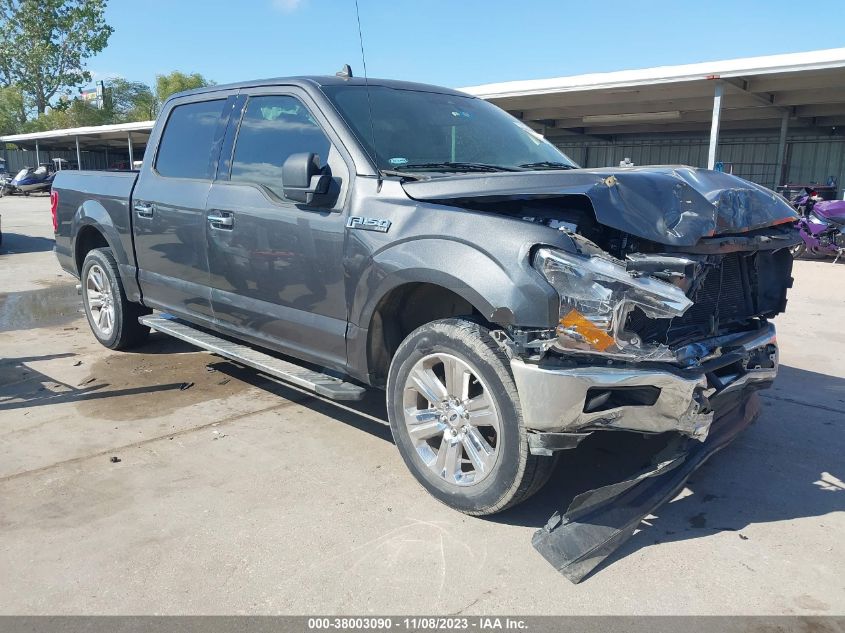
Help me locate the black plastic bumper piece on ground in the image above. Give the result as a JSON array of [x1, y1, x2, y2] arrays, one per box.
[[532, 389, 761, 583], [528, 431, 591, 456]]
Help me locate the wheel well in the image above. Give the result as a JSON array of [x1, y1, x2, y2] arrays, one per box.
[[74, 225, 109, 275], [366, 283, 489, 387]]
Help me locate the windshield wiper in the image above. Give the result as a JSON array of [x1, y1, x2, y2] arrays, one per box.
[[395, 161, 521, 173], [379, 169, 427, 181], [518, 161, 577, 170]]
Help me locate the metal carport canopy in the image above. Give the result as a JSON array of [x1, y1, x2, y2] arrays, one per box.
[[459, 48, 845, 175], [0, 120, 154, 168]]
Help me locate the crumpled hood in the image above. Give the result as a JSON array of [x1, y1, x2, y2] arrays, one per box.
[[402, 166, 798, 246]]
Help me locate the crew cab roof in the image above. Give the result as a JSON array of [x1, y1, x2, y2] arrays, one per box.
[[167, 75, 471, 102]]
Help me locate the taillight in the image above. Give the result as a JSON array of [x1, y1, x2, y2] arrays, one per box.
[[50, 190, 59, 232]]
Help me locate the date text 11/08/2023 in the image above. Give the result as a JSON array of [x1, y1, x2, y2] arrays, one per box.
[[306, 617, 529, 630]]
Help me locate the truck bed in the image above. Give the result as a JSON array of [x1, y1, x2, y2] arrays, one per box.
[[52, 169, 140, 288]]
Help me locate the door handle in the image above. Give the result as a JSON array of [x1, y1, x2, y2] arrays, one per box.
[[134, 202, 154, 218], [208, 211, 234, 229]]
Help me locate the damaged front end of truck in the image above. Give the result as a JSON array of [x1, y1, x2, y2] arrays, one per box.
[[405, 166, 800, 581]]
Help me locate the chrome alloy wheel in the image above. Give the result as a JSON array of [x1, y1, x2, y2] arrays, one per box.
[[402, 353, 501, 486], [85, 263, 115, 338]]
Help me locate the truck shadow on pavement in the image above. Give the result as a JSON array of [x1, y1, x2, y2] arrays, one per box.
[[214, 358, 844, 580], [209, 359, 395, 443], [0, 232, 55, 255], [0, 352, 188, 412]]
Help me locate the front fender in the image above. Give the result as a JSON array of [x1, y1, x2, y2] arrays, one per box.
[[351, 236, 559, 330]]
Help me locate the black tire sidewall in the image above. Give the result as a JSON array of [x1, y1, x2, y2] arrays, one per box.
[[387, 320, 526, 515], [80, 248, 128, 349]]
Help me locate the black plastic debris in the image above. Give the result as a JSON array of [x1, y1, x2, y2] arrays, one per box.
[[179, 382, 194, 391], [109, 456, 121, 463], [532, 390, 760, 583]]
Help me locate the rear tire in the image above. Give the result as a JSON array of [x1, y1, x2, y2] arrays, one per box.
[[386, 318, 556, 516], [80, 247, 151, 350]]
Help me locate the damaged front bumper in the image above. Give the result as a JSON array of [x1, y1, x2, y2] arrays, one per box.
[[512, 322, 779, 581], [512, 322, 778, 447], [533, 385, 762, 583]]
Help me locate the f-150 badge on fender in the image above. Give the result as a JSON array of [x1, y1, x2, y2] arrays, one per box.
[[347, 216, 391, 233]]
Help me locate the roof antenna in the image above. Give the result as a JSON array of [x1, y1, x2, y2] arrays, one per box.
[[336, 64, 353, 78], [354, 0, 379, 181]]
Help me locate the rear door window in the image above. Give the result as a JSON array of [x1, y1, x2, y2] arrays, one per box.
[[155, 99, 226, 179], [229, 95, 331, 200]]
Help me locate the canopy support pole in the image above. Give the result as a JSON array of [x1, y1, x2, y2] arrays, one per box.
[[707, 80, 724, 170], [127, 133, 134, 168], [75, 136, 82, 170], [774, 111, 789, 189]]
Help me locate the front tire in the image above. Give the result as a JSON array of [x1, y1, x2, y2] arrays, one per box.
[[386, 318, 556, 516], [80, 247, 151, 350]]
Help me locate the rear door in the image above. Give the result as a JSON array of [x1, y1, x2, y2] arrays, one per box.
[[204, 87, 352, 368], [133, 94, 233, 321]]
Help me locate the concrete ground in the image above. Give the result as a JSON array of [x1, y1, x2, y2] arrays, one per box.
[[0, 195, 843, 615]]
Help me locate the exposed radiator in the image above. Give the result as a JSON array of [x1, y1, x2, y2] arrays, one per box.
[[626, 250, 792, 347]]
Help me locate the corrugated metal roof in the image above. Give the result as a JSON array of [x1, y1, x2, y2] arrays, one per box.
[[459, 48, 845, 98], [0, 120, 154, 144]]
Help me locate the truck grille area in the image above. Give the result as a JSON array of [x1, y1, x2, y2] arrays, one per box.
[[626, 249, 793, 347]]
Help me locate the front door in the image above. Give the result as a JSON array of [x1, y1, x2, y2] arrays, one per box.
[[133, 95, 231, 321], [205, 90, 351, 369]]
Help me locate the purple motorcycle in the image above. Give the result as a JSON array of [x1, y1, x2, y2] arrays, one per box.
[[789, 188, 845, 261]]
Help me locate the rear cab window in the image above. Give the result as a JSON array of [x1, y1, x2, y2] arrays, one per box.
[[155, 99, 227, 179]]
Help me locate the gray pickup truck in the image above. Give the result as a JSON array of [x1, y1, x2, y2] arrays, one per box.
[[52, 74, 799, 580]]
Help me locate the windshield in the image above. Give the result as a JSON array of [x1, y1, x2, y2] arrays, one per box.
[[321, 85, 578, 173], [14, 168, 30, 179]]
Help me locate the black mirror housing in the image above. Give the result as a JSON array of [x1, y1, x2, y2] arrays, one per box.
[[282, 152, 331, 205]]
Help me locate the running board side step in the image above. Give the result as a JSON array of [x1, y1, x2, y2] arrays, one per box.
[[139, 315, 366, 401]]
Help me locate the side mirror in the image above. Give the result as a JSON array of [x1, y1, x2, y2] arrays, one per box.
[[282, 152, 331, 205]]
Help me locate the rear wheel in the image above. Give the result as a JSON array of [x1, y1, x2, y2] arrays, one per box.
[[81, 247, 151, 350], [386, 318, 557, 516]]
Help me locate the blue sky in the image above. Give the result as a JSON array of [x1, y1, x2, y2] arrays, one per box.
[[89, 0, 845, 90]]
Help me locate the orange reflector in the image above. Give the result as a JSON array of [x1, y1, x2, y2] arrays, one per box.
[[559, 309, 615, 352]]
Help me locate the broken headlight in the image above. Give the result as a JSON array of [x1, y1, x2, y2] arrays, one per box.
[[534, 248, 693, 360]]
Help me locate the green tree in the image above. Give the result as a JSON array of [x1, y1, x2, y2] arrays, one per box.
[[25, 97, 109, 132], [0, 0, 113, 115], [0, 84, 25, 134], [155, 71, 213, 106], [104, 78, 155, 122]]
